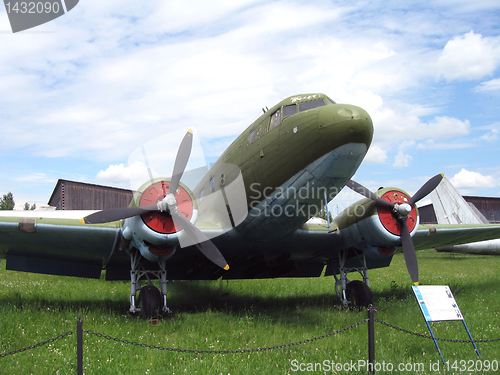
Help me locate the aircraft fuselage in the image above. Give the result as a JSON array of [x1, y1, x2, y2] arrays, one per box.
[[194, 93, 373, 241]]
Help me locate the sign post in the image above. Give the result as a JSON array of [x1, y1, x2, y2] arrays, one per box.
[[412, 285, 481, 365]]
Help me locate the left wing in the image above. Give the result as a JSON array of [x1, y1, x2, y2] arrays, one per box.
[[289, 221, 500, 262], [311, 176, 500, 285], [413, 223, 500, 250]]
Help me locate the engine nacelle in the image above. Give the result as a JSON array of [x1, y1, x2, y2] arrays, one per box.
[[334, 187, 419, 259], [122, 178, 198, 262]]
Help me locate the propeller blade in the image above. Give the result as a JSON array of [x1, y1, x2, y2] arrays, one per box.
[[80, 204, 158, 224], [408, 173, 443, 206], [171, 210, 230, 270], [81, 130, 195, 225], [169, 130, 193, 194], [400, 219, 419, 285], [346, 180, 394, 208]]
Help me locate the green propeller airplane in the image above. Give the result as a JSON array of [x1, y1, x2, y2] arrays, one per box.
[[2, 93, 500, 318]]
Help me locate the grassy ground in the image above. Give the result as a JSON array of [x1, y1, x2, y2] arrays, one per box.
[[0, 251, 499, 374]]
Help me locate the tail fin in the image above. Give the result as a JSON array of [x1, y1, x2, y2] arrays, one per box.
[[430, 177, 488, 224]]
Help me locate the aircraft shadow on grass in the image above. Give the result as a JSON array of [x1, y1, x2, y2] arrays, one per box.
[[2, 278, 497, 326]]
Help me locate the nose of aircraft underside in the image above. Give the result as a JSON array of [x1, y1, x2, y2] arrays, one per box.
[[317, 104, 374, 148]]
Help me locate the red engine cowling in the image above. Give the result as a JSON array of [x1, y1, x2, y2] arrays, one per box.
[[122, 178, 198, 261], [335, 187, 419, 259]]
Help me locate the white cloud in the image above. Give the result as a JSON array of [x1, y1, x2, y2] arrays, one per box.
[[416, 139, 475, 150], [434, 0, 500, 13], [364, 145, 388, 164], [450, 168, 497, 188], [96, 161, 148, 188], [392, 140, 415, 168], [436, 31, 500, 81], [14, 172, 56, 184], [370, 101, 470, 147], [474, 77, 500, 92], [393, 152, 412, 169], [149, 0, 261, 34], [481, 128, 500, 142], [425, 116, 470, 138], [1, 0, 500, 203]]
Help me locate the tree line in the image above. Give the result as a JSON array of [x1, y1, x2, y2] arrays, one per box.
[[0, 192, 36, 210]]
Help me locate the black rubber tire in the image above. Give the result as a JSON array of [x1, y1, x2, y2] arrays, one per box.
[[345, 280, 373, 309], [139, 284, 162, 319]]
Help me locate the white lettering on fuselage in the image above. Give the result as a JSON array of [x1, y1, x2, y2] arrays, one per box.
[[289, 94, 318, 103]]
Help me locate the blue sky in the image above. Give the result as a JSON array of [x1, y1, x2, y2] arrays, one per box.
[[0, 0, 499, 211]]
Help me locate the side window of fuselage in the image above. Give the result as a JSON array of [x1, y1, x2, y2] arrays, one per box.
[[268, 109, 281, 131], [248, 129, 256, 143]]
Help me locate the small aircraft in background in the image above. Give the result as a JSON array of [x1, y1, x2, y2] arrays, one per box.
[[431, 177, 500, 255], [2, 93, 500, 318]]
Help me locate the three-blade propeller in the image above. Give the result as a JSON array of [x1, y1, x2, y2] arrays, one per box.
[[80, 130, 230, 271], [346, 173, 443, 285]]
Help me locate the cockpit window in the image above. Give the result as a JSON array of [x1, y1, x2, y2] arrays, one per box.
[[299, 99, 325, 112], [282, 104, 296, 118], [269, 108, 281, 131]]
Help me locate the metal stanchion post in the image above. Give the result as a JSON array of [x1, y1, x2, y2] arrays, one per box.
[[368, 305, 375, 374], [77, 314, 83, 375]]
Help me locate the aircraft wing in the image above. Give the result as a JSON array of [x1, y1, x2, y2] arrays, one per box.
[[284, 221, 500, 257], [412, 223, 500, 251], [0, 210, 121, 278], [290, 221, 500, 260]]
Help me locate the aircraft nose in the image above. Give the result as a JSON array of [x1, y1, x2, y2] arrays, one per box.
[[318, 104, 374, 147]]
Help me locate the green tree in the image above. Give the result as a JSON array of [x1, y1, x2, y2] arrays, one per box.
[[0, 192, 15, 210], [23, 202, 36, 210], [315, 204, 333, 222]]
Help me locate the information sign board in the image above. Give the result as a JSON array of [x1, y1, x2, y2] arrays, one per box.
[[412, 285, 463, 322]]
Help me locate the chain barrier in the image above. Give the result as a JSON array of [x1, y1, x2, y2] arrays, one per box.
[[375, 319, 500, 343], [0, 330, 75, 358], [83, 319, 369, 354], [1, 318, 499, 359]]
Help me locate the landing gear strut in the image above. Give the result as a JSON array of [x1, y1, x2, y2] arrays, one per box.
[[332, 249, 372, 308], [129, 248, 171, 317]]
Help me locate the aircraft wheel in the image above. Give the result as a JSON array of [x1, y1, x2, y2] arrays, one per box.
[[345, 280, 373, 309], [139, 284, 162, 320]]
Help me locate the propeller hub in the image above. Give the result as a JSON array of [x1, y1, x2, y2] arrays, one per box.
[[164, 193, 177, 207], [395, 203, 412, 217], [138, 180, 195, 234], [377, 190, 418, 236]]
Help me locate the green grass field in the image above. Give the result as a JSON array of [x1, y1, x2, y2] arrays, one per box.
[[1, 251, 499, 374]]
